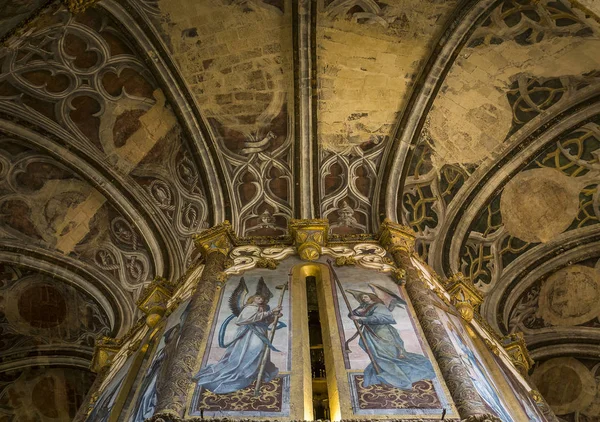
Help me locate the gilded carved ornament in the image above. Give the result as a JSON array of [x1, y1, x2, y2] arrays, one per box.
[[377, 218, 416, 254], [501, 332, 534, 376], [62, 0, 100, 13], [90, 337, 120, 373], [192, 221, 236, 258], [530, 389, 544, 404], [255, 257, 279, 269], [391, 267, 407, 284], [473, 312, 503, 342], [136, 276, 176, 328], [334, 256, 357, 266], [289, 219, 329, 261], [321, 243, 397, 273], [484, 339, 501, 356], [444, 272, 484, 323]]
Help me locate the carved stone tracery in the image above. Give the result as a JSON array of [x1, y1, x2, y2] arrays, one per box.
[[0, 0, 598, 418]]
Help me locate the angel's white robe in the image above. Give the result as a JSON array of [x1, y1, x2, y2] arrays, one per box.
[[194, 303, 279, 394]]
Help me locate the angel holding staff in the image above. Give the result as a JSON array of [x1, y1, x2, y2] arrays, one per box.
[[193, 277, 284, 394], [345, 283, 436, 390]]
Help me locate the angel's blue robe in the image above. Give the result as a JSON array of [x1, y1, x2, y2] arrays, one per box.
[[351, 302, 435, 389], [195, 304, 279, 394]]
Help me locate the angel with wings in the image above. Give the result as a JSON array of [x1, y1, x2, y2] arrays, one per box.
[[194, 277, 282, 394], [346, 284, 435, 390]]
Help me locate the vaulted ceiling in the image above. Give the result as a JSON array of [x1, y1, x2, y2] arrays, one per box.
[[0, 0, 599, 419]]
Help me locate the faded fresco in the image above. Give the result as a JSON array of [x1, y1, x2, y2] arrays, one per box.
[[190, 266, 292, 417], [129, 299, 191, 422], [433, 305, 515, 421], [328, 263, 452, 417]]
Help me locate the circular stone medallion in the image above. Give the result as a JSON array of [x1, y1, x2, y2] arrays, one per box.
[[531, 357, 597, 415], [537, 265, 600, 326], [500, 168, 582, 243]]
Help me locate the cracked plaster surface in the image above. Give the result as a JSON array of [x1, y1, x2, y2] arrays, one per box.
[[317, 0, 459, 153], [428, 35, 600, 169], [156, 0, 293, 137]]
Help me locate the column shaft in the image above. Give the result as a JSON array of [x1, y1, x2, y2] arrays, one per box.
[[153, 250, 227, 417], [390, 249, 500, 421]]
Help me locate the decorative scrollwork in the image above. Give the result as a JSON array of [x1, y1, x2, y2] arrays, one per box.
[[322, 242, 396, 273], [0, 136, 154, 292], [401, 125, 471, 262], [225, 245, 295, 275], [399, 0, 600, 267]]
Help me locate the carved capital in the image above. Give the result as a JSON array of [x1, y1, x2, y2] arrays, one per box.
[[62, 0, 100, 13], [444, 272, 483, 323], [378, 218, 416, 255], [136, 276, 176, 327], [502, 332, 534, 376], [289, 219, 329, 261], [90, 337, 120, 373], [193, 221, 235, 258]]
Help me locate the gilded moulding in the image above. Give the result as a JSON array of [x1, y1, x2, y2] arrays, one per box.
[[444, 273, 484, 323], [90, 316, 147, 372], [531, 389, 544, 404], [90, 337, 120, 373]]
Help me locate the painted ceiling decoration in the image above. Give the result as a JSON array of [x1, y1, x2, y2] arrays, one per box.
[[0, 0, 599, 419]]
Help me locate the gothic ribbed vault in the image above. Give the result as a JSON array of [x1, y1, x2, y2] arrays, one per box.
[[0, 0, 599, 419]]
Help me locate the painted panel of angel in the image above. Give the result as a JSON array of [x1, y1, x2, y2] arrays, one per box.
[[194, 276, 287, 394], [327, 263, 454, 416], [345, 283, 435, 389]]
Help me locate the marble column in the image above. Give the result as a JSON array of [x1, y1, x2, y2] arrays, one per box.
[[379, 220, 501, 422], [153, 223, 234, 418]]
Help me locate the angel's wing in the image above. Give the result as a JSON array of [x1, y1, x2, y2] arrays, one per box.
[[369, 283, 407, 311], [255, 277, 273, 302], [229, 277, 248, 316]]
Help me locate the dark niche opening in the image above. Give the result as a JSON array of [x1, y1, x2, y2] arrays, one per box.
[[306, 275, 330, 420]]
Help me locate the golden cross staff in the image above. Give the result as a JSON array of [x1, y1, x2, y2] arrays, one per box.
[[326, 259, 381, 374], [253, 269, 291, 397]]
